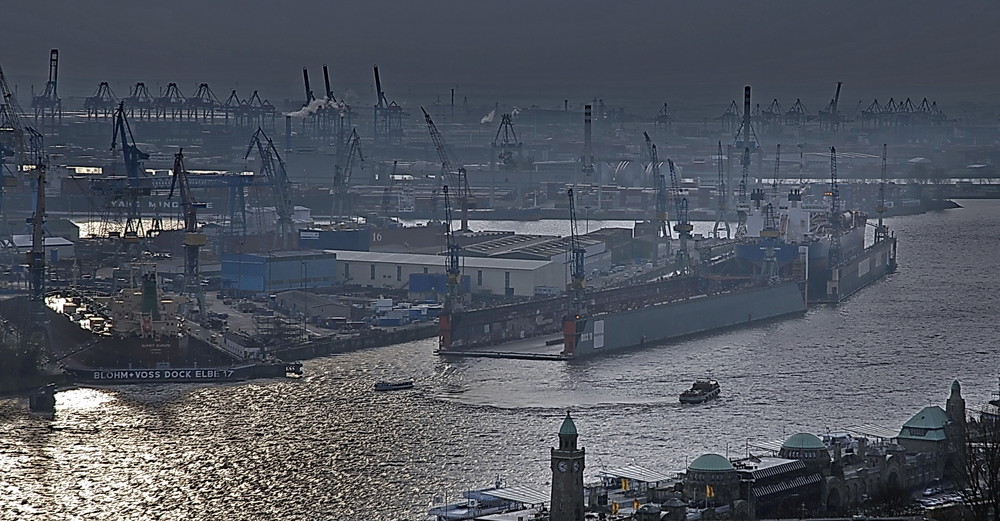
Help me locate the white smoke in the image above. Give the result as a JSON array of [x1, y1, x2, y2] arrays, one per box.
[[286, 98, 349, 118], [480, 109, 496, 124], [511, 107, 521, 116]]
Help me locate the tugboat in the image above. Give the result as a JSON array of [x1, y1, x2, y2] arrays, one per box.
[[679, 378, 721, 404]]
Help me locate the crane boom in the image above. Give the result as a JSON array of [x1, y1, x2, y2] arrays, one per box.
[[168, 149, 208, 320], [245, 127, 295, 248], [422, 106, 471, 231], [437, 184, 464, 352], [829, 146, 842, 266], [876, 143, 889, 243], [772, 144, 781, 199], [643, 132, 670, 242], [332, 128, 364, 217], [712, 141, 731, 239], [561, 188, 587, 357], [668, 159, 693, 274], [110, 101, 151, 243]]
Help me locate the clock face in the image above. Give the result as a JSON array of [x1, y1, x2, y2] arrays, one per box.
[[572, 461, 581, 472], [557, 460, 568, 473]]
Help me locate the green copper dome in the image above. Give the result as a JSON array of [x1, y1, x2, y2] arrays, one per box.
[[782, 433, 826, 451], [559, 412, 577, 436], [688, 453, 735, 472]]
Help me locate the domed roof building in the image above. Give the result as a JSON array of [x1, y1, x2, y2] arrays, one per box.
[[779, 432, 830, 467], [684, 453, 739, 507]]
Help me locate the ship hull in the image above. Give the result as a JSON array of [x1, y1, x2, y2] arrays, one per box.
[[567, 281, 807, 358], [809, 237, 897, 304], [62, 362, 295, 384]]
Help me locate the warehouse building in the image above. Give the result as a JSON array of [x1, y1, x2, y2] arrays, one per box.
[[220, 250, 338, 293], [328, 250, 565, 297]]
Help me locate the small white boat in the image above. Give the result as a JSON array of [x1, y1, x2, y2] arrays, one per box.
[[679, 378, 720, 404], [375, 380, 414, 391]]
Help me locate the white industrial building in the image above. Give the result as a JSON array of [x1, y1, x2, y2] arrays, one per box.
[[11, 235, 76, 261], [326, 250, 567, 297]]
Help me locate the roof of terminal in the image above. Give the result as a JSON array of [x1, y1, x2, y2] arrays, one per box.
[[463, 234, 603, 260], [325, 250, 552, 270]]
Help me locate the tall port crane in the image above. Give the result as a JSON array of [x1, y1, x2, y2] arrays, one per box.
[[668, 159, 694, 274], [561, 187, 587, 357], [828, 146, 842, 266], [168, 149, 208, 321], [643, 132, 670, 243], [712, 141, 731, 239], [771, 144, 781, 199], [760, 203, 781, 284], [110, 101, 152, 244], [25, 144, 49, 361], [332, 128, 364, 217], [876, 144, 889, 243], [381, 161, 398, 215], [734, 86, 755, 240], [245, 127, 294, 248], [734, 146, 751, 239], [0, 63, 27, 165], [437, 184, 463, 351], [422, 107, 472, 231]]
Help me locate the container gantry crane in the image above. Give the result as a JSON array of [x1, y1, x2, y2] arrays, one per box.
[[332, 128, 364, 217], [373, 66, 405, 144], [31, 49, 61, 127], [492, 113, 522, 168], [168, 149, 208, 321], [422, 106, 472, 231], [245, 127, 295, 248]]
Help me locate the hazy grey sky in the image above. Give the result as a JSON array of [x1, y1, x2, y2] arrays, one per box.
[[4, 1, 998, 107]]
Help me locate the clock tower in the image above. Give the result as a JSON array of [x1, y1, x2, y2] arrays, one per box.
[[551, 412, 585, 521]]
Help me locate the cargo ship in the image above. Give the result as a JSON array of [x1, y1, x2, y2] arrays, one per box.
[[734, 184, 897, 304], [31, 265, 300, 384]]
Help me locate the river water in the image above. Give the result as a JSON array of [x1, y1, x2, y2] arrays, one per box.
[[2, 200, 998, 520]]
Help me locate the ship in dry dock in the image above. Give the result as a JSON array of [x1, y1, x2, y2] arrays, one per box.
[[435, 148, 897, 361], [31, 264, 300, 384]]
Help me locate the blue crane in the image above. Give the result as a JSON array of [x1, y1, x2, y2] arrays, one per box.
[[109, 101, 151, 244]]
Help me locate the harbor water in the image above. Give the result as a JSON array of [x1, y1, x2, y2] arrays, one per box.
[[2, 200, 999, 520]]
